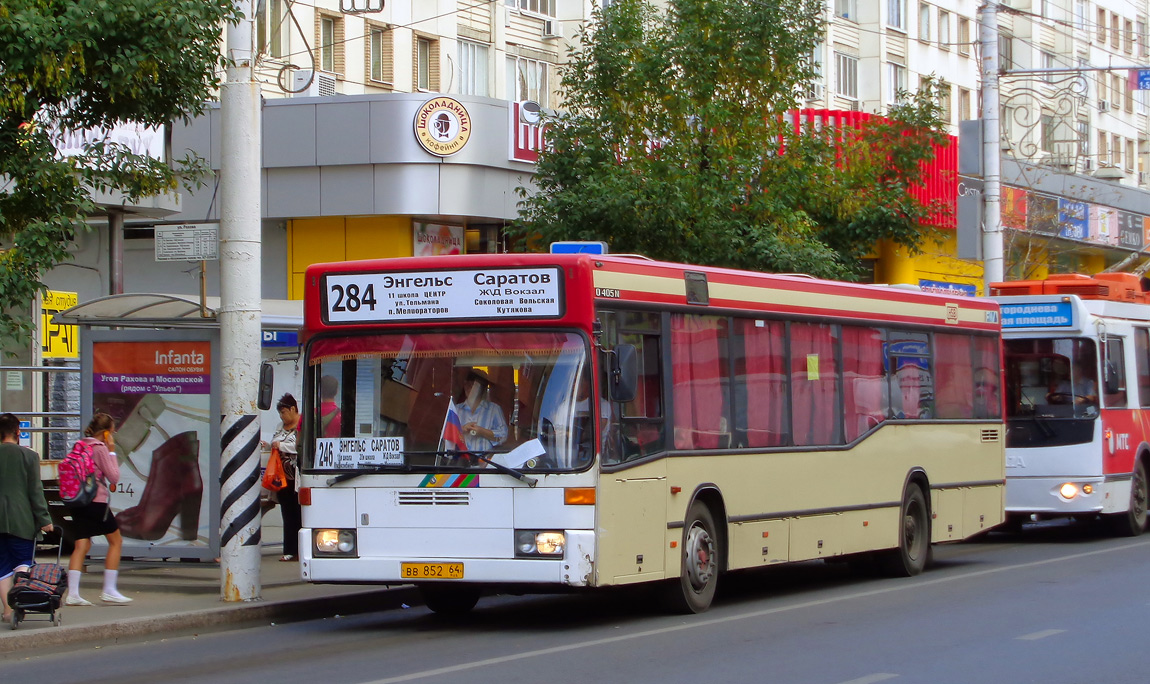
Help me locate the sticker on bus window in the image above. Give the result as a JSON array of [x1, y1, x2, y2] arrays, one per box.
[[314, 437, 404, 470], [806, 354, 820, 381]]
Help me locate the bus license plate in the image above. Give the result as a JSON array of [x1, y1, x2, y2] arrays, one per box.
[[400, 562, 464, 579]]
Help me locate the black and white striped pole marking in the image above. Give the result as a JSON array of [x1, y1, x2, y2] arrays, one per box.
[[220, 413, 262, 598]]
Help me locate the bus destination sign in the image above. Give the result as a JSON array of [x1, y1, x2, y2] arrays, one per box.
[[324, 267, 564, 323]]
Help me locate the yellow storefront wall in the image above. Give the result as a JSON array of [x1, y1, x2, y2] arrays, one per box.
[[877, 235, 985, 295], [288, 216, 412, 299]]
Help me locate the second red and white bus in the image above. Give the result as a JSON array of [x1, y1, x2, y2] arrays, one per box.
[[991, 272, 1150, 535]]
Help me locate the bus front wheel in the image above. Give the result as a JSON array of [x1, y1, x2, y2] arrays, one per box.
[[878, 483, 930, 577], [664, 501, 720, 614], [420, 584, 481, 615], [1110, 460, 1148, 537]]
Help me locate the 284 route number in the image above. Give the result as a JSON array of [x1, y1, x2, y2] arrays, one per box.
[[330, 283, 377, 313]]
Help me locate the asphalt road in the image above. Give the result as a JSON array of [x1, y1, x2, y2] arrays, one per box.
[[4, 520, 1149, 684]]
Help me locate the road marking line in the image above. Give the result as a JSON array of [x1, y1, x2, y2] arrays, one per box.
[[361, 538, 1150, 684], [837, 674, 899, 684], [1016, 629, 1066, 641]]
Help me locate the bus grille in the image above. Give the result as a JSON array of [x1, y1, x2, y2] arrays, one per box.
[[396, 490, 471, 506], [980, 428, 1001, 443]]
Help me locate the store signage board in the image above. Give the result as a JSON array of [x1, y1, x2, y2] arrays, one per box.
[[156, 224, 219, 261]]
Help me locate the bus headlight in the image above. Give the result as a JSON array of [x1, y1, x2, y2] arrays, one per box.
[[313, 529, 357, 557], [514, 530, 565, 557], [1059, 483, 1079, 499]]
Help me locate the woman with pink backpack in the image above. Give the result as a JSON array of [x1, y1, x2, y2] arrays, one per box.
[[64, 412, 132, 606]]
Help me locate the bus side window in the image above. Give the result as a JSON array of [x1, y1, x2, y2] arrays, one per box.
[[1136, 329, 1150, 407], [1104, 338, 1127, 408]]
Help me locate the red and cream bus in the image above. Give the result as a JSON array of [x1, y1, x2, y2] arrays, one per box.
[[296, 253, 1005, 613], [991, 273, 1150, 535]]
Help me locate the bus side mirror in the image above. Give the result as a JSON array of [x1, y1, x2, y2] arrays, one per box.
[[609, 344, 638, 403], [257, 362, 275, 411]]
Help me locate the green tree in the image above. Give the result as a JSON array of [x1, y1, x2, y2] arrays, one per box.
[[515, 0, 949, 280], [0, 0, 241, 345]]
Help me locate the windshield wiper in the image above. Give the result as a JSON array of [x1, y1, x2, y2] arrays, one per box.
[[324, 451, 538, 487], [467, 453, 538, 487]]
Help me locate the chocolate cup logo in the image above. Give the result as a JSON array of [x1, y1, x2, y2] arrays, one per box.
[[433, 112, 452, 140]]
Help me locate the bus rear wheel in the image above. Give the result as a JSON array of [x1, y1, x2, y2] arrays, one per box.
[[420, 584, 481, 615], [878, 482, 930, 577], [1110, 460, 1148, 537], [664, 501, 720, 614]]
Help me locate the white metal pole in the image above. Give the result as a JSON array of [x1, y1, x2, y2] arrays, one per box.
[[219, 0, 263, 601], [979, 1, 1004, 288]]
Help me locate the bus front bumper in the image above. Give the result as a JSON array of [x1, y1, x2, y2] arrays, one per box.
[[1005, 475, 1127, 516], [299, 528, 595, 587]]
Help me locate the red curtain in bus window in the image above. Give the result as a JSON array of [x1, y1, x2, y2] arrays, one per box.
[[842, 326, 885, 442], [972, 336, 1002, 418], [737, 319, 787, 448], [935, 334, 975, 419], [671, 314, 728, 449], [791, 322, 841, 446]]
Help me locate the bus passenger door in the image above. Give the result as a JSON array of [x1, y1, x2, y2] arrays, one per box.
[[596, 463, 668, 586]]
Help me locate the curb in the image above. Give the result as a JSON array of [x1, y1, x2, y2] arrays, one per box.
[[0, 586, 422, 655]]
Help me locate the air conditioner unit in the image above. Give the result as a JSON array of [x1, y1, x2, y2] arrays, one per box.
[[806, 83, 825, 101], [848, 99, 862, 112], [542, 20, 561, 38], [1083, 158, 1094, 171], [291, 69, 338, 98], [1140, 171, 1148, 185], [1098, 99, 1111, 112]]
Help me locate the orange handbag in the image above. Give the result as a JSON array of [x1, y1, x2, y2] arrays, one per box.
[[262, 447, 288, 492]]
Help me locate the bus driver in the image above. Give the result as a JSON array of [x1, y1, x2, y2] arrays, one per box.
[[456, 369, 508, 452]]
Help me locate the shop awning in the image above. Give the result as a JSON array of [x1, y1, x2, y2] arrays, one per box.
[[53, 293, 302, 329]]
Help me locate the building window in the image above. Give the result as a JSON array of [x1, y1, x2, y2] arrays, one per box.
[[1074, 0, 1087, 30], [1138, 20, 1148, 58], [1125, 19, 1135, 53], [509, 0, 556, 18], [1113, 133, 1122, 166], [938, 80, 952, 124], [1097, 8, 1108, 43], [959, 87, 971, 121], [836, 0, 857, 21], [261, 0, 284, 58], [458, 40, 489, 97], [836, 52, 858, 99], [1112, 12, 1121, 49], [999, 33, 1013, 69], [1113, 74, 1127, 112], [887, 63, 907, 105], [321, 17, 335, 72], [366, 24, 393, 84], [888, 0, 906, 31], [957, 17, 970, 56], [938, 11, 950, 50], [507, 55, 549, 103], [1137, 89, 1149, 115], [807, 42, 825, 100], [316, 14, 343, 75], [1040, 51, 1056, 83], [1098, 131, 1109, 165], [1040, 113, 1055, 153], [918, 3, 930, 42], [414, 37, 439, 91], [1126, 139, 1135, 172]]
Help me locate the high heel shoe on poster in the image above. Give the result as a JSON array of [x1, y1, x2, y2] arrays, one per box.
[[116, 431, 204, 541]]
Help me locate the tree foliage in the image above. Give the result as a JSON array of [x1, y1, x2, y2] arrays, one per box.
[[0, 0, 241, 345], [514, 0, 950, 280]]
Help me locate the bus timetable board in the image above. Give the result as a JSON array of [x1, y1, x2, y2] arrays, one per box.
[[322, 267, 564, 324]]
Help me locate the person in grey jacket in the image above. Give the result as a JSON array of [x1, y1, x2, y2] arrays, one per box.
[[0, 412, 54, 623]]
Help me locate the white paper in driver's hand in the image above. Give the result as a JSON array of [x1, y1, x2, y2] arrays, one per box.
[[491, 439, 546, 469]]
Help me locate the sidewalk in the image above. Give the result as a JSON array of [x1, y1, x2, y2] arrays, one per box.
[[0, 516, 419, 654]]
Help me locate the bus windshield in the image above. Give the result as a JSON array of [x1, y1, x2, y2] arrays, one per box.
[[303, 330, 594, 473], [1004, 338, 1099, 420]]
